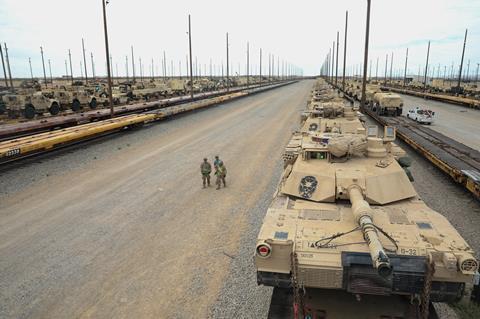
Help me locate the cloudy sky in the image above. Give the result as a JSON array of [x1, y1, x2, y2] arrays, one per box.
[[0, 0, 479, 78]]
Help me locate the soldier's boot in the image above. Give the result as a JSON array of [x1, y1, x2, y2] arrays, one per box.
[[223, 180, 226, 187]]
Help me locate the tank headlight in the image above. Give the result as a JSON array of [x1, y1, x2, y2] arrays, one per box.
[[256, 243, 272, 258]]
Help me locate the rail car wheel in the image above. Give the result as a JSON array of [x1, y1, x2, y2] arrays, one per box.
[[71, 99, 81, 112], [24, 104, 35, 119], [89, 98, 97, 109], [49, 102, 60, 115]]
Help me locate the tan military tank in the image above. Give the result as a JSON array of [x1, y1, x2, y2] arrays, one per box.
[[256, 122, 478, 317]]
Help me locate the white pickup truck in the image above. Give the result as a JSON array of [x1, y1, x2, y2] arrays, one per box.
[[406, 107, 435, 124]]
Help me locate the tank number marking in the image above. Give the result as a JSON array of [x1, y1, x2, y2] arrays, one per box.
[[400, 248, 417, 256], [5, 148, 20, 157], [299, 253, 314, 258]]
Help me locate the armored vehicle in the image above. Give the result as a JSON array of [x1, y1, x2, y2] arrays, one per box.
[[371, 92, 403, 116], [256, 126, 478, 317], [168, 79, 187, 95], [2, 92, 60, 119]]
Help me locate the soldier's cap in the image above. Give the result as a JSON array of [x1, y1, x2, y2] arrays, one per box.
[[203, 158, 207, 161], [215, 155, 219, 159]]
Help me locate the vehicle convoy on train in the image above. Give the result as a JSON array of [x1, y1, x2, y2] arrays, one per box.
[[255, 80, 479, 318]]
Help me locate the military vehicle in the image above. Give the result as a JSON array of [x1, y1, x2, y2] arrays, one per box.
[[68, 90, 100, 111], [371, 92, 403, 116], [255, 82, 479, 318], [168, 79, 187, 95], [2, 92, 60, 119]]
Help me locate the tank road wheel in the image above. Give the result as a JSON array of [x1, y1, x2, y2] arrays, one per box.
[[49, 102, 60, 116], [71, 99, 81, 112], [24, 104, 36, 119], [89, 98, 97, 109]]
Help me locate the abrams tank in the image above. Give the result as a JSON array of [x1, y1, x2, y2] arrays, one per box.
[[255, 123, 478, 317]]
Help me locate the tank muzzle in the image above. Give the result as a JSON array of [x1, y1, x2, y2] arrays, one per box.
[[377, 262, 392, 277]]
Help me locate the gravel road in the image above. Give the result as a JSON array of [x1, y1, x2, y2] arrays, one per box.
[[1, 80, 479, 319]]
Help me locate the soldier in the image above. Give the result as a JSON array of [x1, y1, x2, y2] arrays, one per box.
[[215, 161, 227, 190], [200, 158, 212, 188]]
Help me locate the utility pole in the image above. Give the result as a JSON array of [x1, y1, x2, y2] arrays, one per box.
[[384, 54, 388, 86], [331, 42, 335, 83], [4, 43, 13, 88], [91, 53, 96, 80], [424, 41, 430, 92], [68, 49, 73, 84], [0, 44, 8, 87], [389, 52, 393, 84], [163, 51, 167, 78], [82, 38, 88, 83], [476, 63, 479, 85], [335, 31, 339, 85], [259, 48, 262, 84], [102, 0, 114, 117], [188, 14, 194, 98], [40, 46, 47, 88], [125, 56, 129, 82], [131, 45, 135, 82], [152, 58, 155, 80], [360, 0, 371, 109], [226, 32, 229, 91], [403, 48, 408, 86], [139, 57, 142, 82], [342, 10, 348, 90], [64, 60, 68, 79], [277, 59, 280, 78], [268, 53, 271, 81], [456, 29, 467, 90], [48, 59, 52, 84], [369, 59, 372, 79], [375, 56, 379, 80], [29, 57, 33, 80], [246, 42, 249, 88]]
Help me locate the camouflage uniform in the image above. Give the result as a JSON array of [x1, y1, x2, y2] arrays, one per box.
[[215, 162, 227, 189], [200, 159, 212, 188]]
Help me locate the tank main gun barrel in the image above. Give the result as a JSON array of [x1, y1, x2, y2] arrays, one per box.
[[348, 185, 392, 277]]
